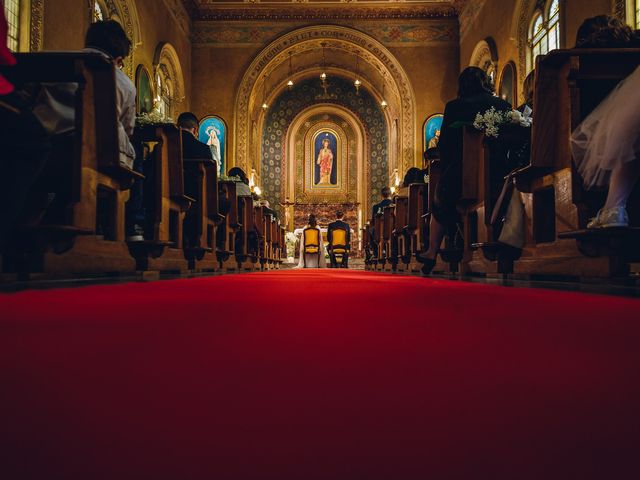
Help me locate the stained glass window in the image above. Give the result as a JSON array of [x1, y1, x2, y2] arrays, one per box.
[[527, 0, 562, 73], [4, 0, 20, 52]]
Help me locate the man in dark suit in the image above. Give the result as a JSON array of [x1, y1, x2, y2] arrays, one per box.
[[327, 211, 351, 268], [177, 112, 213, 248], [371, 186, 393, 221], [177, 112, 213, 199]]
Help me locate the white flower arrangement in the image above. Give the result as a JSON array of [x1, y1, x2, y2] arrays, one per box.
[[219, 174, 242, 182], [473, 107, 532, 138], [136, 109, 174, 126]]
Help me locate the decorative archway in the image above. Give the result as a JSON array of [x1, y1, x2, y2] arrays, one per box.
[[469, 37, 499, 85], [153, 42, 186, 118], [284, 104, 368, 245], [88, 0, 142, 78], [234, 25, 417, 175]]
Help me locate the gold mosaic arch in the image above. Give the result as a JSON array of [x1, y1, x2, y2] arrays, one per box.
[[153, 42, 186, 104], [234, 25, 417, 174]]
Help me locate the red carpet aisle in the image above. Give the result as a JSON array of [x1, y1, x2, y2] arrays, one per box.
[[1, 271, 640, 480]]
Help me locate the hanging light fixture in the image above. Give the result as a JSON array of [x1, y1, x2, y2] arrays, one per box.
[[286, 51, 294, 90], [320, 42, 328, 86], [261, 74, 269, 110], [354, 50, 362, 94], [380, 75, 388, 109]]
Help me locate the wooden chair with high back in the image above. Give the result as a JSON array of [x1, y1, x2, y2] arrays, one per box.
[[328, 227, 349, 268], [302, 226, 322, 268]]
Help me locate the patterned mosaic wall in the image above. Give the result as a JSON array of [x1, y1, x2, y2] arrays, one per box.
[[261, 76, 389, 216]]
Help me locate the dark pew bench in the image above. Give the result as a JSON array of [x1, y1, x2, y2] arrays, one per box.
[[512, 48, 640, 278], [1, 52, 139, 277], [128, 124, 192, 273]]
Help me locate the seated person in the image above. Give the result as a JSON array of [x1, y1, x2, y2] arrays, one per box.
[[1, 20, 136, 244], [296, 214, 326, 269], [371, 186, 393, 220], [571, 16, 640, 228], [32, 21, 136, 169], [177, 112, 213, 199], [419, 66, 512, 273], [227, 166, 252, 197], [176, 112, 213, 248], [516, 70, 535, 118], [402, 167, 426, 187], [327, 210, 351, 268], [225, 166, 258, 253]]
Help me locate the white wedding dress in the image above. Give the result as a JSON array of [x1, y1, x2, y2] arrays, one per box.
[[571, 66, 640, 188], [295, 226, 327, 269]]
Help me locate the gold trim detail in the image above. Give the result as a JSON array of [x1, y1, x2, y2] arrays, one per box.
[[30, 0, 44, 52]]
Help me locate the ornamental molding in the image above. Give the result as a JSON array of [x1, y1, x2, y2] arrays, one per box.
[[30, 0, 44, 51], [516, 0, 536, 94], [234, 25, 416, 174], [287, 105, 368, 212], [193, 20, 459, 46], [611, 0, 625, 20], [161, 0, 192, 36], [190, 5, 458, 21]]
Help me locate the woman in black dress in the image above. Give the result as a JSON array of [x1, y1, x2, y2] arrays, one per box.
[[420, 67, 512, 273]]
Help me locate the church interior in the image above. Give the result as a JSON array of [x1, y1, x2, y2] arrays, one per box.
[[1, 0, 640, 478]]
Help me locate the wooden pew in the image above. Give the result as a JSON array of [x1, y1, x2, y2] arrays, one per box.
[[392, 193, 410, 272], [459, 128, 524, 275], [362, 224, 374, 270], [406, 183, 428, 272], [235, 195, 259, 271], [373, 213, 385, 271], [217, 180, 239, 271], [263, 211, 273, 269], [382, 204, 396, 272], [128, 124, 191, 274], [185, 156, 221, 272], [254, 205, 268, 270], [279, 226, 286, 266], [1, 53, 139, 277], [513, 48, 640, 278]]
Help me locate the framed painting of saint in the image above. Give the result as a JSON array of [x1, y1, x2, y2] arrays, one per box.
[[313, 131, 338, 186], [423, 114, 443, 152], [198, 116, 226, 176], [135, 65, 153, 115]]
